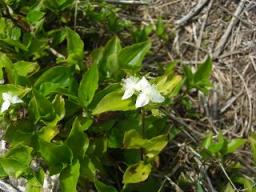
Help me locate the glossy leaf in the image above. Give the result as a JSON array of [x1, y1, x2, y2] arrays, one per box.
[[92, 91, 136, 115], [144, 134, 168, 159], [95, 179, 118, 192], [194, 57, 212, 82], [66, 28, 84, 67], [13, 61, 39, 77], [60, 160, 80, 192], [226, 138, 246, 154], [119, 41, 151, 71], [66, 118, 89, 159], [28, 90, 56, 123], [123, 129, 146, 149], [100, 36, 122, 78], [52, 95, 65, 120], [123, 161, 152, 184], [26, 176, 42, 192], [78, 62, 99, 107], [0, 145, 32, 178], [37, 138, 73, 174], [34, 66, 73, 89]]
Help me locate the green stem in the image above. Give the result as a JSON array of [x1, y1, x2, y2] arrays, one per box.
[[140, 108, 145, 160]]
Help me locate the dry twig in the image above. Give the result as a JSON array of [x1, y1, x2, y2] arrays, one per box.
[[175, 0, 210, 27], [213, 0, 247, 58]]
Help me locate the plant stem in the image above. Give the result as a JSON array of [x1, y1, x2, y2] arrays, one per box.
[[140, 108, 145, 160]]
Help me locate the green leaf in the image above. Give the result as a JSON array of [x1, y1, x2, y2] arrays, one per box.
[[34, 66, 73, 90], [201, 132, 213, 150], [14, 61, 39, 77], [123, 130, 168, 159], [26, 9, 45, 25], [5, 120, 34, 147], [92, 91, 136, 115], [78, 62, 99, 107], [123, 129, 146, 149], [52, 95, 65, 120], [80, 156, 96, 181], [183, 65, 194, 88], [157, 75, 183, 97], [60, 160, 80, 192], [38, 120, 59, 142], [234, 176, 254, 192], [66, 28, 84, 67], [100, 36, 122, 78], [28, 90, 56, 123], [0, 53, 14, 82], [0, 145, 32, 177], [226, 138, 246, 154], [249, 134, 256, 162], [0, 164, 7, 178], [196, 182, 204, 192], [194, 57, 212, 82], [119, 40, 151, 71], [1, 39, 27, 51], [0, 84, 30, 97], [66, 118, 89, 159], [224, 183, 235, 192], [144, 134, 168, 159], [26, 176, 42, 192], [123, 161, 152, 184], [43, 0, 74, 11], [95, 179, 118, 192], [37, 138, 73, 174], [208, 133, 225, 155]]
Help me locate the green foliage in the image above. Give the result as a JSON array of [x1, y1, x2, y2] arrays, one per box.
[[119, 40, 151, 72], [0, 145, 32, 178], [60, 160, 80, 192], [184, 57, 212, 93], [201, 131, 246, 158], [123, 161, 152, 184]]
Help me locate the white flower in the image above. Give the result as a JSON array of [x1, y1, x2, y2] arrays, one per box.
[[122, 76, 165, 108], [135, 77, 165, 108], [0, 79, 4, 84], [122, 76, 140, 100], [1, 92, 23, 113]]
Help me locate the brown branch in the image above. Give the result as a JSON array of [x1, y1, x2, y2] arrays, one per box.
[[213, 0, 246, 58], [175, 0, 210, 27]]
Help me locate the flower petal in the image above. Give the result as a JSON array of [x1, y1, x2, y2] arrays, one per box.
[[1, 101, 10, 112], [2, 92, 12, 102], [150, 87, 165, 103], [122, 88, 135, 100], [136, 76, 151, 91], [123, 76, 139, 89], [122, 76, 140, 99], [10, 95, 23, 104], [135, 92, 150, 108]]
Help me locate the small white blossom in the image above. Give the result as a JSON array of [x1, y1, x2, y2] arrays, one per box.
[[122, 76, 165, 108], [0, 79, 4, 84], [1, 92, 23, 113], [135, 77, 165, 108], [122, 76, 140, 100]]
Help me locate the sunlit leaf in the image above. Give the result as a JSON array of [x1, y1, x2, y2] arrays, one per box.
[[123, 161, 152, 184]]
